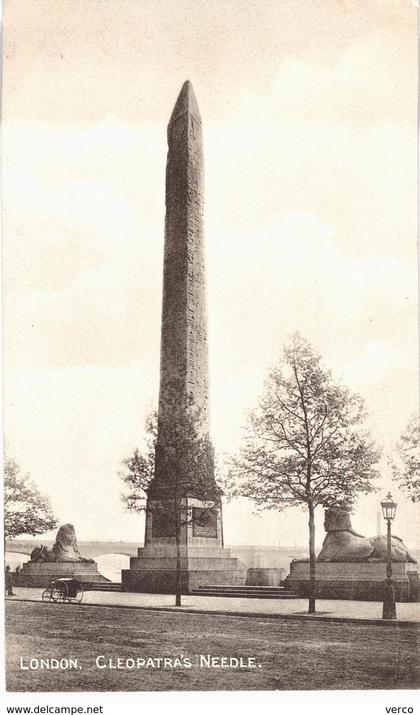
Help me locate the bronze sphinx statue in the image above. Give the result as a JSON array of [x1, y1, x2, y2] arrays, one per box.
[[30, 523, 94, 564], [317, 507, 416, 563]]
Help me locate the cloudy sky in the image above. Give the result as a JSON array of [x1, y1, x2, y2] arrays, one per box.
[[3, 0, 419, 547]]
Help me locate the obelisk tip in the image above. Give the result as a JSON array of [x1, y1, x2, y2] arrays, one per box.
[[169, 80, 201, 125]]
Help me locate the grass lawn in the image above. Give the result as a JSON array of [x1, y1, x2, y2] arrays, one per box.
[[6, 600, 420, 692]]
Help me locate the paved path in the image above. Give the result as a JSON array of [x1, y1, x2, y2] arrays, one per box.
[[8, 587, 420, 623]]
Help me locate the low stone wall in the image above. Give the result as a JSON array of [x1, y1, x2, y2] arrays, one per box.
[[246, 568, 285, 587], [284, 560, 419, 602]]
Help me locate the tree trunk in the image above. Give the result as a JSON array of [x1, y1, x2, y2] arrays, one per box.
[[175, 502, 182, 607], [308, 502, 316, 614]]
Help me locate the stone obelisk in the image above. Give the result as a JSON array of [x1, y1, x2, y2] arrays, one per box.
[[122, 81, 243, 593], [152, 79, 214, 499]]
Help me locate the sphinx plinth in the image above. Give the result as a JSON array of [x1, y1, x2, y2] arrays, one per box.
[[18, 561, 108, 588], [284, 508, 419, 602], [18, 524, 108, 588]]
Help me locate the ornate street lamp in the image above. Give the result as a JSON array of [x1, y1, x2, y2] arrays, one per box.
[[381, 492, 397, 619]]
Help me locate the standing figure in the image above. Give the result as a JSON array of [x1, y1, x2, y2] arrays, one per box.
[[5, 565, 15, 596]]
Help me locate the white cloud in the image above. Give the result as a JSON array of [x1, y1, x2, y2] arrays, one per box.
[[208, 212, 417, 452], [270, 30, 414, 124]]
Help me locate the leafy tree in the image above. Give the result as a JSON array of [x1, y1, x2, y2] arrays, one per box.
[[120, 412, 157, 513], [120, 390, 221, 606], [391, 415, 420, 502], [4, 454, 58, 552], [229, 333, 380, 613]]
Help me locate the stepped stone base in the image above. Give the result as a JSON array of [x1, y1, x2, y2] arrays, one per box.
[[191, 585, 298, 599], [284, 559, 419, 602], [18, 561, 109, 588], [122, 546, 245, 594], [84, 582, 122, 592]]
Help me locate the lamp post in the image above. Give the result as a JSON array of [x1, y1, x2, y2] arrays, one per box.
[[381, 492, 397, 620]]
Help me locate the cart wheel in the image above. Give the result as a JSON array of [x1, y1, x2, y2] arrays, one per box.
[[74, 582, 84, 604], [42, 589, 52, 602]]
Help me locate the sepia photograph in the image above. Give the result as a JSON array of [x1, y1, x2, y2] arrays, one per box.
[[2, 0, 419, 698]]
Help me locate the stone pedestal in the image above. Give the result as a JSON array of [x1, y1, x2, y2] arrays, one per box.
[[284, 559, 419, 602], [122, 498, 245, 593], [18, 561, 109, 588], [246, 568, 285, 587]]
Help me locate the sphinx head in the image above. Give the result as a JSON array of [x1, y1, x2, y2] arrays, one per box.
[[55, 523, 77, 546], [324, 507, 353, 532]]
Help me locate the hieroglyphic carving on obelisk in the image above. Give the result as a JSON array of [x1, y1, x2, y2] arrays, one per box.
[[152, 80, 213, 496]]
